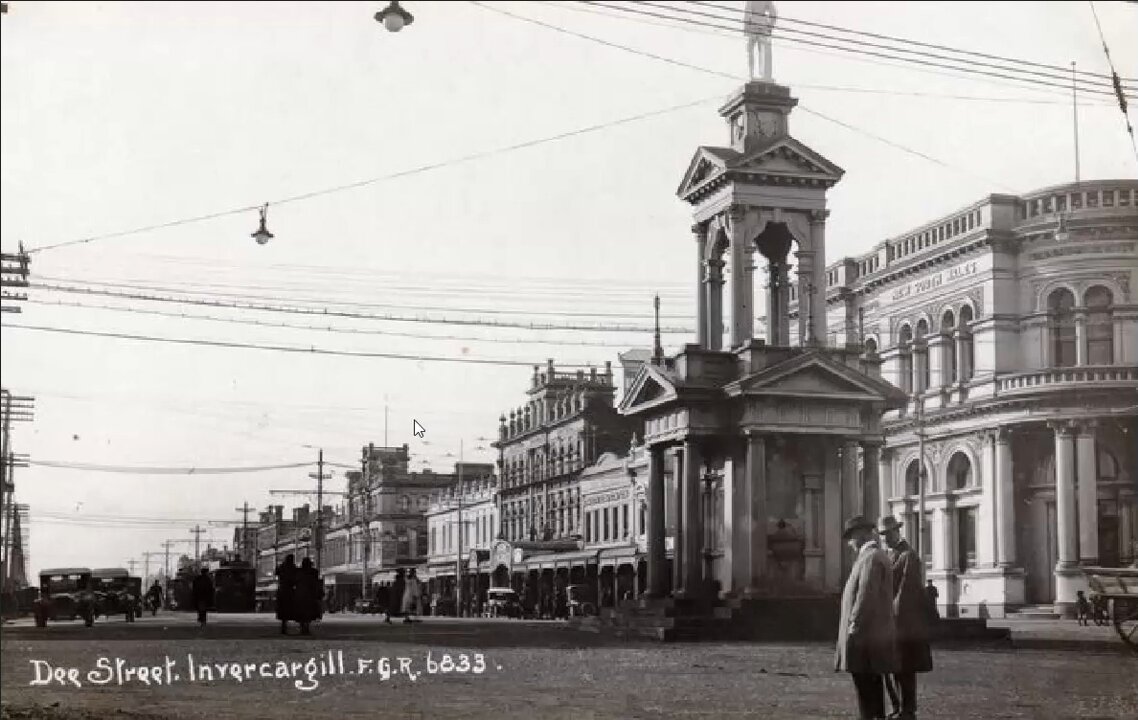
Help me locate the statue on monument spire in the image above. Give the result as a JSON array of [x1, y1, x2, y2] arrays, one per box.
[[744, 0, 778, 82]]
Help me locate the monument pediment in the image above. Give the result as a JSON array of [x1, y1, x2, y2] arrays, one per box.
[[727, 351, 907, 406], [678, 139, 844, 200], [618, 364, 681, 416], [733, 138, 844, 182]]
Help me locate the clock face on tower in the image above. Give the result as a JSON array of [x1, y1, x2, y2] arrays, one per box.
[[750, 111, 778, 139]]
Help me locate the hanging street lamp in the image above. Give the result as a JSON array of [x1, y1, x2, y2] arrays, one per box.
[[251, 204, 274, 245], [375, 1, 413, 33]]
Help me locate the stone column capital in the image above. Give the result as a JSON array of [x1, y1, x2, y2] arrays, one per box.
[[692, 222, 710, 240], [1074, 418, 1099, 434], [1049, 420, 1078, 438], [726, 204, 749, 222], [808, 209, 830, 225]]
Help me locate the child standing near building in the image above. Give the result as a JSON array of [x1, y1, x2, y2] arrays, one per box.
[[1075, 590, 1091, 626]]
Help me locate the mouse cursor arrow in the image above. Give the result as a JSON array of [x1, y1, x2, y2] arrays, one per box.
[[413, 420, 426, 438]]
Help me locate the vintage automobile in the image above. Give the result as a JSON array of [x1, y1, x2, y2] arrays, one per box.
[[92, 568, 137, 622], [566, 585, 596, 617], [485, 587, 522, 619], [33, 568, 97, 627]]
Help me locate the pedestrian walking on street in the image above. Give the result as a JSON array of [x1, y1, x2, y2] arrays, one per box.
[[376, 582, 392, 624], [924, 580, 940, 623], [294, 557, 322, 635], [275, 554, 298, 635], [1075, 590, 1091, 626], [191, 568, 214, 629], [835, 516, 897, 720], [392, 570, 406, 620], [879, 516, 933, 720], [402, 569, 421, 624]]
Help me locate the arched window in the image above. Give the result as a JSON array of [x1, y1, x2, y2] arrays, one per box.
[[916, 319, 931, 391], [864, 337, 878, 357], [1048, 288, 1077, 367], [941, 310, 957, 384], [946, 452, 973, 490], [959, 305, 975, 381], [898, 325, 914, 394], [1085, 286, 1114, 365], [905, 460, 921, 496]]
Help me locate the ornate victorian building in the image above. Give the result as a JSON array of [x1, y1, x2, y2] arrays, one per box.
[[802, 179, 1138, 617], [493, 360, 640, 544]]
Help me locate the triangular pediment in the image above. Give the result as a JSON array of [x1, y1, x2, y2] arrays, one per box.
[[676, 147, 735, 197], [734, 138, 844, 180], [618, 364, 680, 415], [728, 352, 906, 407]]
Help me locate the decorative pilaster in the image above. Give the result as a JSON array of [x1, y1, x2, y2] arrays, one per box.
[[694, 224, 709, 348], [1052, 420, 1083, 613], [1076, 421, 1098, 565], [822, 441, 842, 591], [1074, 308, 1088, 366], [726, 206, 754, 347], [842, 440, 861, 522], [978, 432, 996, 567]]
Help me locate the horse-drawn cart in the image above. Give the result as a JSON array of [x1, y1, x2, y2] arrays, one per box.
[[1084, 565, 1138, 654]]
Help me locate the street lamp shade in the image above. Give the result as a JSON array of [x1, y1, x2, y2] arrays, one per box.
[[251, 204, 274, 245], [375, 1, 413, 32]]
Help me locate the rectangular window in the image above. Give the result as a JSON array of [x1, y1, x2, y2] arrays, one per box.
[[586, 513, 592, 542], [958, 507, 977, 572], [622, 505, 630, 538], [603, 508, 611, 541]]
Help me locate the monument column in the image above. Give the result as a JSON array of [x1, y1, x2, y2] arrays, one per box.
[[807, 210, 829, 346], [994, 428, 1017, 567], [646, 444, 668, 597], [707, 259, 725, 352], [694, 224, 709, 348], [862, 443, 881, 521], [671, 447, 685, 594], [822, 441, 843, 590], [727, 205, 754, 347], [680, 438, 705, 596], [877, 447, 893, 521], [1076, 421, 1099, 565], [743, 430, 768, 593]]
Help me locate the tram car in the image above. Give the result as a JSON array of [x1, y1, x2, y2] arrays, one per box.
[[170, 568, 196, 611], [212, 560, 256, 613]]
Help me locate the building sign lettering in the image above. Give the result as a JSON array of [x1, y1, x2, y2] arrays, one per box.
[[583, 488, 630, 508], [890, 260, 979, 302]]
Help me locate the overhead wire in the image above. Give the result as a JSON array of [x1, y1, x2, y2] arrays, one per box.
[[0, 323, 618, 367], [23, 94, 720, 255], [677, 0, 1133, 91], [26, 281, 697, 333], [471, 1, 1017, 192], [538, 1, 1115, 106], [26, 459, 314, 474]]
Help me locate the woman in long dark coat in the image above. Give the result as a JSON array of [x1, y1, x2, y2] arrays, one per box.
[[294, 557, 322, 635], [275, 554, 298, 635]]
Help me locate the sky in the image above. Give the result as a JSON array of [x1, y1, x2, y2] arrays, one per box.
[[1, 1, 1136, 577]]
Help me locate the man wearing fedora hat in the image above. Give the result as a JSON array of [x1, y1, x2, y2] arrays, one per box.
[[835, 515, 897, 720], [878, 515, 933, 720]]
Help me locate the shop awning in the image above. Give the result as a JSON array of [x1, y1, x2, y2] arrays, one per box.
[[598, 546, 642, 567], [256, 583, 278, 594], [322, 572, 364, 587]]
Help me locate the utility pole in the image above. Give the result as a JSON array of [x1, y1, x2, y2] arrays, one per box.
[[142, 551, 164, 584], [190, 525, 206, 566], [308, 449, 330, 569], [235, 501, 256, 564], [456, 440, 465, 617], [126, 559, 139, 575]]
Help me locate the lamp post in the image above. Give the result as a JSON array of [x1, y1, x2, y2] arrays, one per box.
[[456, 439, 465, 617], [374, 1, 413, 32]]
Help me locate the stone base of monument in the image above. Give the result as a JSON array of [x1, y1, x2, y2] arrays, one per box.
[[568, 594, 1010, 644]]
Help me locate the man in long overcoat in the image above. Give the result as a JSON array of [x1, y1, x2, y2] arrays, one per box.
[[879, 516, 933, 720], [275, 554, 298, 635], [835, 516, 897, 720]]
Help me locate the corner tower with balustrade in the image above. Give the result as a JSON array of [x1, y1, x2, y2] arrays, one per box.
[[801, 179, 1138, 617]]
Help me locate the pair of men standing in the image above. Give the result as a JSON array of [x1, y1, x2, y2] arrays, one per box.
[[836, 515, 933, 720]]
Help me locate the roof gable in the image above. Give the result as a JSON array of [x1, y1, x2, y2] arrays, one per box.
[[728, 351, 906, 406], [618, 364, 680, 415]]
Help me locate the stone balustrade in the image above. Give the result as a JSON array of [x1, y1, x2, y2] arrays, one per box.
[[995, 365, 1138, 394]]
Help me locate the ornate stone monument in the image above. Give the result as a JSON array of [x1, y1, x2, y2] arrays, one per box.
[[610, 20, 908, 641]]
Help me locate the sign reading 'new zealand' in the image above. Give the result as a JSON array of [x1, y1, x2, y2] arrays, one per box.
[[891, 260, 979, 302]]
